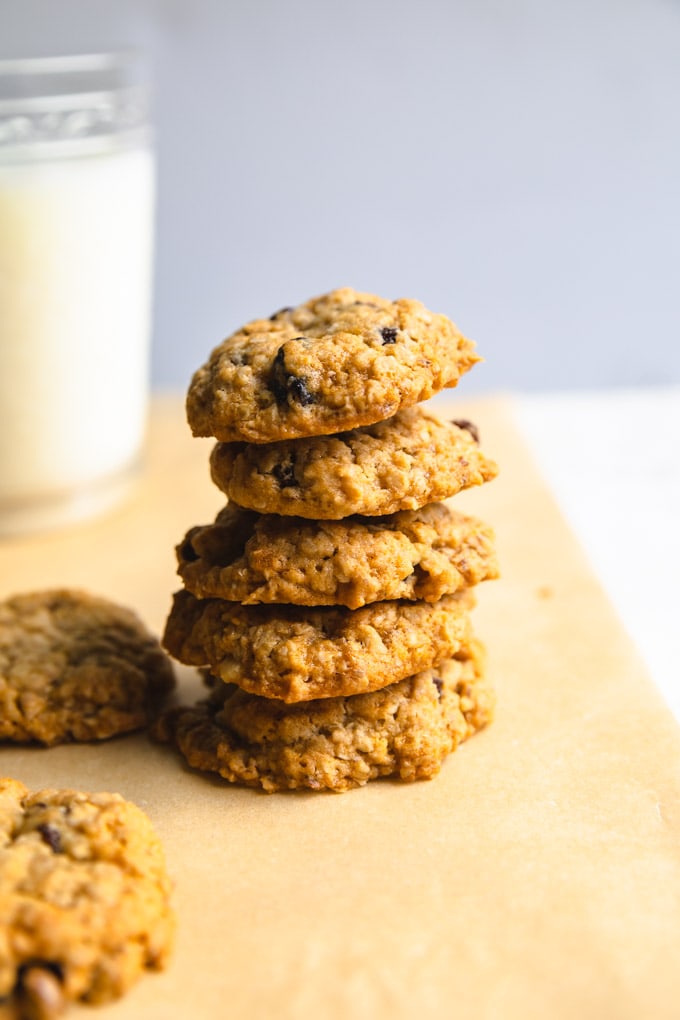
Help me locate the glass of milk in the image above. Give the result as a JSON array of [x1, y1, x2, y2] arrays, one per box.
[[0, 53, 155, 536]]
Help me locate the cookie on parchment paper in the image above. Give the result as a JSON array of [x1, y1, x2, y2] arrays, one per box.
[[0, 589, 174, 746], [0, 777, 174, 1017], [154, 643, 493, 793]]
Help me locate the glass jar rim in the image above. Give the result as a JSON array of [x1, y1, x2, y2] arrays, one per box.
[[0, 51, 148, 102], [0, 51, 152, 160]]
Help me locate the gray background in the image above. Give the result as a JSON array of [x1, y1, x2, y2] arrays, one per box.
[[3, 0, 679, 395]]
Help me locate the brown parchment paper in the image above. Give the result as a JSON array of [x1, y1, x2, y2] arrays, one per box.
[[1, 395, 679, 1020]]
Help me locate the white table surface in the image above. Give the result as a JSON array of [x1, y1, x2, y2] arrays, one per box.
[[513, 386, 680, 724]]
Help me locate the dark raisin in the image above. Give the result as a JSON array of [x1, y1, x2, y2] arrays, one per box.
[[273, 460, 297, 489], [380, 327, 398, 345], [270, 346, 289, 403], [16, 959, 65, 1015], [269, 306, 293, 320], [37, 823, 63, 853], [16, 965, 65, 1018], [17, 961, 64, 984], [432, 677, 444, 699], [351, 300, 379, 308], [178, 535, 199, 563], [270, 342, 315, 406], [288, 377, 314, 406], [452, 419, 480, 444]]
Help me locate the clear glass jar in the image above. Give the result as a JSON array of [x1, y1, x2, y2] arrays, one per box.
[[0, 53, 155, 536]]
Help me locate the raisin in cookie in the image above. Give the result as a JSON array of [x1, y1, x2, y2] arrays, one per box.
[[177, 502, 498, 609], [154, 644, 493, 793], [186, 288, 479, 443], [209, 407, 498, 520], [0, 778, 174, 1016], [163, 588, 474, 702], [0, 590, 174, 746]]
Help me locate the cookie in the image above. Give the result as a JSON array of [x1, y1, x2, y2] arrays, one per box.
[[209, 407, 498, 519], [0, 778, 174, 1015], [177, 502, 499, 609], [186, 288, 479, 444], [154, 643, 493, 793], [162, 588, 474, 702], [0, 589, 174, 746]]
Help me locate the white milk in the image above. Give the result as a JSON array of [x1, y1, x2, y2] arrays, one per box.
[[0, 144, 155, 534]]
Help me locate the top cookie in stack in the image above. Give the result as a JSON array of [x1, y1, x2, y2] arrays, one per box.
[[159, 288, 499, 792], [185, 287, 480, 443]]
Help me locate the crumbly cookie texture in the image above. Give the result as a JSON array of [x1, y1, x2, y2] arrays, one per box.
[[154, 644, 493, 793], [186, 288, 480, 443], [0, 590, 175, 746], [209, 407, 498, 520], [162, 588, 474, 703], [0, 778, 174, 1016], [177, 502, 499, 609]]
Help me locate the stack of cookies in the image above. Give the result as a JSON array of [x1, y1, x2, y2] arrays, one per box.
[[158, 289, 499, 792]]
